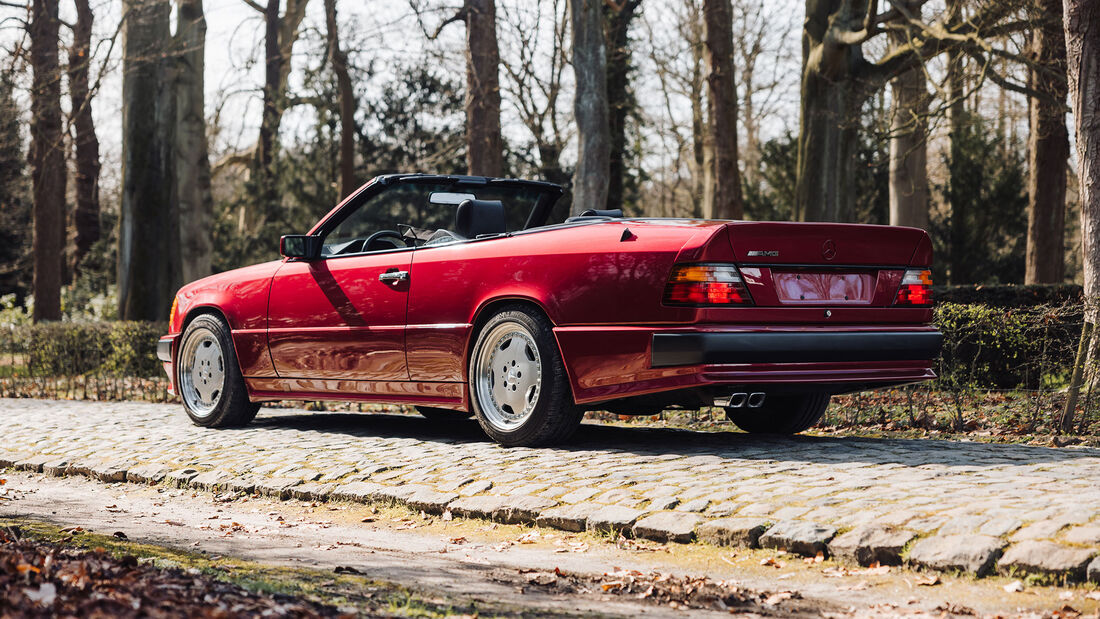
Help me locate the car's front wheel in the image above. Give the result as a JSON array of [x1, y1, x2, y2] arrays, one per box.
[[177, 314, 260, 428], [468, 306, 582, 446], [725, 392, 830, 434]]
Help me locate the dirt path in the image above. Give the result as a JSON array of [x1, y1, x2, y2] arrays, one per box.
[[2, 472, 1096, 617]]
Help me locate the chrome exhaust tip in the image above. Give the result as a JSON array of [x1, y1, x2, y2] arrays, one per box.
[[747, 392, 766, 408], [716, 392, 749, 408]]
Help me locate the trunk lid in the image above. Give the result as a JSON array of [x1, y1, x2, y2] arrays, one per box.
[[725, 222, 928, 308]]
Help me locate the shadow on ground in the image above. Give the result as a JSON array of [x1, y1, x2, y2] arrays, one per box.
[[249, 410, 1100, 468]]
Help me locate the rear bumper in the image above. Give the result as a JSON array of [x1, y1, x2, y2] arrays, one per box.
[[554, 325, 942, 404], [651, 330, 943, 367]]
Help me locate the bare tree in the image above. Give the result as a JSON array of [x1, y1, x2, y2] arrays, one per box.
[[498, 0, 571, 186], [797, 0, 1035, 222], [1061, 0, 1099, 431], [323, 0, 357, 198], [464, 0, 504, 176], [702, 0, 744, 219], [571, 0, 610, 214], [174, 0, 213, 283], [604, 0, 640, 211], [1025, 0, 1070, 284], [29, 0, 64, 321], [240, 0, 310, 231], [119, 0, 177, 321], [68, 0, 100, 276], [887, 1, 929, 229]]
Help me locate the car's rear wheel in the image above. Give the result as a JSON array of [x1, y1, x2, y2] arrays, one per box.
[[725, 392, 830, 434], [415, 406, 472, 422], [468, 306, 582, 446], [177, 314, 260, 428]]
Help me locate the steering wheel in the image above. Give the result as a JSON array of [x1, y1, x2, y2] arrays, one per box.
[[363, 229, 406, 252]]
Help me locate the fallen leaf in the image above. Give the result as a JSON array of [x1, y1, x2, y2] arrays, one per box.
[[760, 557, 786, 569], [838, 580, 870, 591], [23, 583, 56, 606], [525, 572, 557, 586], [16, 563, 40, 575], [360, 517, 374, 523], [164, 520, 185, 527], [917, 575, 940, 586], [763, 591, 794, 606], [517, 531, 541, 544], [448, 536, 467, 545]]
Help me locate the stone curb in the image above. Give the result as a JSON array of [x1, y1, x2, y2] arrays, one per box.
[[4, 462, 1100, 584]]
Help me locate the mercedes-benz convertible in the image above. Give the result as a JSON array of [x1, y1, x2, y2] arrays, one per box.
[[158, 174, 942, 446]]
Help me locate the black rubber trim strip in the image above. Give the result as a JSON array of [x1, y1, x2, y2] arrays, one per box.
[[651, 331, 943, 367]]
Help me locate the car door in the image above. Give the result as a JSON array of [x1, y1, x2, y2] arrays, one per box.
[[266, 187, 417, 382]]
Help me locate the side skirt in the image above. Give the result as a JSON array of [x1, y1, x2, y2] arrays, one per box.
[[244, 377, 467, 411]]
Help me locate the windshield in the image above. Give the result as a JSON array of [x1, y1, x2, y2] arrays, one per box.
[[317, 178, 563, 257]]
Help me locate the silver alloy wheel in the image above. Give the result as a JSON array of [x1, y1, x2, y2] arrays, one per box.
[[475, 321, 543, 432], [179, 327, 225, 418]]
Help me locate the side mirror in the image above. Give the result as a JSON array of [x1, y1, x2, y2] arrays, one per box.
[[280, 235, 321, 260]]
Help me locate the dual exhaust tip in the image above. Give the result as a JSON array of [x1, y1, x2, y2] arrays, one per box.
[[716, 392, 766, 409]]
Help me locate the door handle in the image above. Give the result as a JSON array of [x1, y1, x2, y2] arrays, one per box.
[[379, 270, 409, 283]]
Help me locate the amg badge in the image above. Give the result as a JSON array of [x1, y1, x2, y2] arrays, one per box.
[[746, 250, 779, 257]]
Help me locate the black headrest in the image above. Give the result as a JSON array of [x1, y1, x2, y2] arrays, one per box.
[[455, 199, 506, 239]]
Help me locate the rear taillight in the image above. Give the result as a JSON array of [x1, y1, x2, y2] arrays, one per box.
[[664, 263, 754, 306], [894, 269, 933, 306]]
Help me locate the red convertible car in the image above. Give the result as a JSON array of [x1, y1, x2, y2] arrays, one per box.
[[158, 174, 942, 446]]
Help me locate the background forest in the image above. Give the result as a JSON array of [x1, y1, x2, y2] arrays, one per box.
[[0, 0, 1088, 323]]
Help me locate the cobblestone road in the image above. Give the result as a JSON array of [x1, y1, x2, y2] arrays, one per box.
[[2, 399, 1099, 582]]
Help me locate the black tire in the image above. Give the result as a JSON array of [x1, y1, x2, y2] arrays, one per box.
[[467, 305, 582, 446], [176, 314, 260, 428], [725, 392, 830, 434], [415, 406, 472, 422]]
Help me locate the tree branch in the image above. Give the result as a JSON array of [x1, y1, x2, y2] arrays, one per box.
[[240, 0, 266, 13]]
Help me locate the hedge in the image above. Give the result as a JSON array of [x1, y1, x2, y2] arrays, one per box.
[[0, 321, 166, 379]]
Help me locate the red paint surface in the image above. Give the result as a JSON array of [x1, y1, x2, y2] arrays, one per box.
[[163, 199, 939, 410]]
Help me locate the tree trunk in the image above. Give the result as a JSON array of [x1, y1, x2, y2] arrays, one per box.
[[571, 0, 610, 215], [1025, 0, 1070, 284], [324, 0, 357, 198], [603, 0, 639, 212], [702, 0, 744, 220], [68, 0, 100, 277], [946, 0, 969, 284], [29, 0, 65, 322], [795, 0, 862, 222], [119, 0, 178, 321], [464, 0, 503, 177], [887, 1, 929, 230], [796, 66, 859, 222], [243, 0, 309, 233], [1065, 0, 1100, 305], [1062, 0, 1099, 431], [690, 13, 705, 219], [174, 0, 213, 284], [256, 0, 281, 177]]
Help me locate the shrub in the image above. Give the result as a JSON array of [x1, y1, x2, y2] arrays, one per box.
[[3, 321, 166, 379], [933, 301, 1079, 390]]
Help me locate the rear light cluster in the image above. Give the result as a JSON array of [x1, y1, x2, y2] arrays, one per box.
[[894, 269, 933, 306], [664, 263, 754, 306]]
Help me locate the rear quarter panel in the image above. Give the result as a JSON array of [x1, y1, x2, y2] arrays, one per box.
[[404, 221, 712, 382]]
